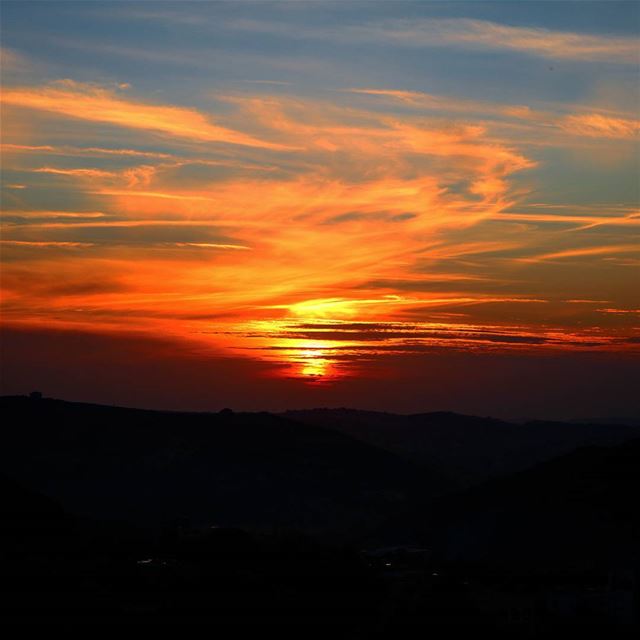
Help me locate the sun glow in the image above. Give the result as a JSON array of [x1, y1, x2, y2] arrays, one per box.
[[299, 350, 331, 380], [277, 339, 341, 381], [2, 11, 639, 393]]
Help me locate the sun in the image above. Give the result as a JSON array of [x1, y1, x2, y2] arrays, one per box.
[[296, 342, 332, 380]]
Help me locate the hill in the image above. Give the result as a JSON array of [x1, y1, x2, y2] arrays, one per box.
[[284, 409, 640, 485], [427, 437, 640, 573], [0, 396, 443, 535]]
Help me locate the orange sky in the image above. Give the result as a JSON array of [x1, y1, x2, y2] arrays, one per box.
[[1, 3, 638, 412]]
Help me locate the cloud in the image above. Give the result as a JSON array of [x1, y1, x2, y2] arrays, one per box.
[[523, 244, 640, 262], [344, 18, 640, 63], [1, 81, 290, 149], [597, 307, 640, 315], [1, 143, 175, 159], [32, 166, 116, 179], [1, 210, 108, 219], [348, 88, 538, 121], [0, 47, 32, 72], [219, 314, 635, 384], [170, 242, 251, 250], [226, 17, 639, 64], [560, 113, 640, 139], [0, 240, 94, 248], [494, 211, 640, 229], [2, 81, 636, 366]]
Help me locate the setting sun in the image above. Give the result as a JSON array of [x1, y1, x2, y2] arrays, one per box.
[[1, 0, 638, 417]]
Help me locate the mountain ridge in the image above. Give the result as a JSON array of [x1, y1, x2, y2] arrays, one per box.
[[0, 395, 444, 535], [284, 407, 640, 485]]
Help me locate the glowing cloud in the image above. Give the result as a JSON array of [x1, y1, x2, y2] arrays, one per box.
[[343, 18, 640, 63], [560, 113, 640, 139], [1, 81, 290, 149]]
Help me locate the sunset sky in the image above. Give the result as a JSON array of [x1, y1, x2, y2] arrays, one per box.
[[1, 1, 639, 419]]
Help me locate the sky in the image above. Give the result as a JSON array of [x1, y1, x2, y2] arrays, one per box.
[[1, 1, 639, 419]]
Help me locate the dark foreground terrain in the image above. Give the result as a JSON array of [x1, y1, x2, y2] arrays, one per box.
[[1, 395, 639, 636]]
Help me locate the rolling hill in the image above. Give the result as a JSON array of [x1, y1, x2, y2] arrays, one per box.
[[285, 408, 640, 485], [0, 396, 442, 534]]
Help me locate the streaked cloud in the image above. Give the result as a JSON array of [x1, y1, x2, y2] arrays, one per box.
[[356, 17, 639, 63], [0, 240, 94, 248], [559, 113, 640, 139], [1, 143, 175, 159], [226, 16, 639, 63], [1, 80, 290, 149], [0, 46, 32, 72], [1, 2, 638, 390], [32, 166, 117, 179], [523, 244, 640, 262]]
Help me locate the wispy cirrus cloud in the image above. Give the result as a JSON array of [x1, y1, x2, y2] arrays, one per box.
[[31, 166, 117, 179], [493, 211, 640, 229], [355, 18, 639, 63], [0, 210, 108, 220], [559, 113, 640, 139], [350, 88, 640, 143], [1, 80, 290, 149], [522, 244, 640, 262], [225, 17, 639, 64], [0, 46, 32, 72], [95, 10, 638, 68], [1, 143, 175, 159], [0, 240, 95, 248], [348, 87, 538, 121], [2, 75, 637, 368]]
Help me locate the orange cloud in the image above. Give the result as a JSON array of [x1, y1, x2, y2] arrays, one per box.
[[560, 113, 640, 139], [2, 81, 637, 373], [1, 211, 108, 219], [349, 87, 538, 121], [1, 81, 290, 149], [32, 166, 116, 179], [0, 240, 95, 247], [524, 244, 640, 262], [494, 211, 640, 228], [344, 18, 639, 63], [1, 143, 175, 159]]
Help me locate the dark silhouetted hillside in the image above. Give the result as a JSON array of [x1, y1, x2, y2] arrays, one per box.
[[2, 397, 639, 634], [421, 437, 640, 573], [285, 408, 640, 485], [0, 396, 444, 535], [0, 474, 384, 633], [373, 438, 640, 638]]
